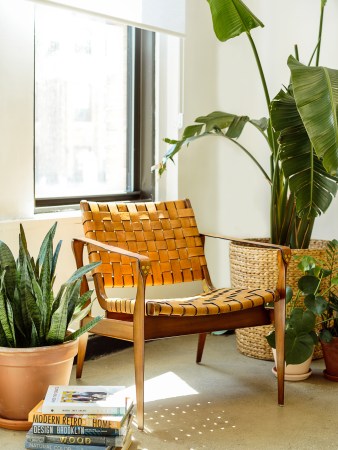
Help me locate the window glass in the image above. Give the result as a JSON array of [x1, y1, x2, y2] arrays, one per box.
[[34, 6, 132, 203]]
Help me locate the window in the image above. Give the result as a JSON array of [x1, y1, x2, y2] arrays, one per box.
[[34, 5, 154, 208]]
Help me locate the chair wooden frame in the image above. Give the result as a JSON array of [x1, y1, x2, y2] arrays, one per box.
[[72, 200, 291, 431]]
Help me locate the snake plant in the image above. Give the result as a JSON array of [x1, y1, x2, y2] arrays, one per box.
[[0, 223, 101, 348], [159, 0, 338, 249]]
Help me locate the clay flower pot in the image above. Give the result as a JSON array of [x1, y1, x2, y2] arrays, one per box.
[[0, 339, 78, 430], [272, 348, 313, 381], [321, 337, 338, 381]]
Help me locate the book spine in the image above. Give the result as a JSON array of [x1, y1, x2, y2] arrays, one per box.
[[28, 412, 125, 429], [26, 433, 124, 446], [42, 405, 127, 415], [31, 424, 124, 436], [25, 441, 117, 450]]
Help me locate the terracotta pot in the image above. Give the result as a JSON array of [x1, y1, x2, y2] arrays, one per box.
[[272, 348, 313, 381], [0, 339, 78, 428], [321, 337, 338, 381]]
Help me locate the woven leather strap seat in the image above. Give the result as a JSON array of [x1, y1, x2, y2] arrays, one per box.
[[103, 287, 278, 316]]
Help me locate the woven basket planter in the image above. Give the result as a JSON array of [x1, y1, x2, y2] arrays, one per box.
[[230, 239, 330, 361]]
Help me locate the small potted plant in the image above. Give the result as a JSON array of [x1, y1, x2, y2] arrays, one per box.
[[0, 223, 102, 429], [266, 285, 318, 381], [267, 240, 338, 380], [301, 239, 338, 380]]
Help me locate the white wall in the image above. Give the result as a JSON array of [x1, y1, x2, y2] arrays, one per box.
[[165, 0, 338, 286], [0, 0, 35, 219], [1, 0, 338, 296]]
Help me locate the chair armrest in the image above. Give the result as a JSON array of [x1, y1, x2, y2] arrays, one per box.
[[201, 233, 291, 264], [72, 237, 151, 263]]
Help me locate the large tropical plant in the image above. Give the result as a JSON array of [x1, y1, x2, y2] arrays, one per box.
[[159, 0, 338, 249], [0, 223, 102, 347]]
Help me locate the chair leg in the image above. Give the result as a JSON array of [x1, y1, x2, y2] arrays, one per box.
[[274, 298, 286, 405], [196, 333, 208, 363], [134, 335, 145, 431], [76, 332, 89, 379]]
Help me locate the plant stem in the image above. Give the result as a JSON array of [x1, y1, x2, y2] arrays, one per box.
[[246, 32, 281, 243], [246, 32, 270, 109], [316, 2, 326, 66], [217, 133, 272, 184]]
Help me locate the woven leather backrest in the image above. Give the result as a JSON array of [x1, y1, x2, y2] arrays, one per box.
[[80, 199, 208, 287]]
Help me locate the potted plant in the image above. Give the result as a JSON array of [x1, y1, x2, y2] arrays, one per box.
[[299, 239, 338, 380], [0, 222, 102, 430], [266, 240, 338, 380], [157, 0, 338, 361], [266, 268, 318, 381], [159, 0, 338, 249]]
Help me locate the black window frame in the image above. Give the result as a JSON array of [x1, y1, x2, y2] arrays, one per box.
[[34, 14, 155, 209]]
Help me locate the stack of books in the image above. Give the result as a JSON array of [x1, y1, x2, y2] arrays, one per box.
[[26, 385, 134, 450]]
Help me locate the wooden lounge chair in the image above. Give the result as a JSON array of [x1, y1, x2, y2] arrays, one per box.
[[72, 199, 290, 430]]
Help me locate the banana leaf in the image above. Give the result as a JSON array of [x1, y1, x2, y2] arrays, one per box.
[[207, 0, 263, 42], [270, 88, 338, 219], [160, 111, 270, 181], [288, 56, 338, 177]]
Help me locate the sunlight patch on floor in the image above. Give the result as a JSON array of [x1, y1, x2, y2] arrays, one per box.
[[118, 371, 198, 403]]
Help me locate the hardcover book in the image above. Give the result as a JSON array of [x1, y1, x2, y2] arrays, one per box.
[[29, 401, 133, 429], [42, 386, 132, 415], [26, 428, 126, 447], [24, 429, 132, 450], [31, 423, 126, 436]]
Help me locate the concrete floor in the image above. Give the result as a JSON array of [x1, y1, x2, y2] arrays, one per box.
[[1, 333, 337, 449]]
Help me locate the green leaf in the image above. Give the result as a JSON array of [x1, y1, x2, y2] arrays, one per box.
[[64, 315, 102, 342], [288, 308, 316, 334], [51, 239, 62, 284], [64, 261, 101, 285], [0, 241, 17, 299], [0, 288, 15, 347], [297, 256, 317, 273], [265, 330, 276, 349], [285, 330, 315, 365], [31, 278, 46, 336], [304, 294, 328, 315], [207, 0, 264, 42], [30, 321, 40, 347], [21, 261, 42, 339], [288, 55, 338, 177], [70, 295, 95, 325], [285, 286, 293, 304], [0, 321, 9, 346], [271, 88, 338, 219], [71, 290, 95, 321], [332, 277, 338, 285], [298, 275, 320, 294], [226, 115, 250, 138], [195, 111, 247, 133], [65, 280, 82, 326], [37, 223, 57, 275], [159, 111, 268, 178], [320, 328, 333, 343], [182, 124, 204, 139], [46, 287, 69, 344], [250, 117, 268, 132]]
